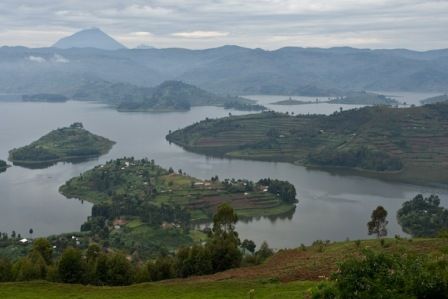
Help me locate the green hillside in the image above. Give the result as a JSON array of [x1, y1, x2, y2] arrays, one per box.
[[8, 123, 115, 166], [421, 94, 448, 105], [1, 238, 447, 298], [167, 103, 448, 186]]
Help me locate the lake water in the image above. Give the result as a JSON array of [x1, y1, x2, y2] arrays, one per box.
[[1, 99, 447, 248]]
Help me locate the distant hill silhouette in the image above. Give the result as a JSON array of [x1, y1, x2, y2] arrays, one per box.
[[52, 28, 126, 50]]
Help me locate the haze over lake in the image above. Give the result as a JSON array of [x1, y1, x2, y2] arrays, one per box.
[[1, 98, 447, 247]]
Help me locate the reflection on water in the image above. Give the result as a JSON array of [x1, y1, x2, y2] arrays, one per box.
[[0, 99, 447, 248]]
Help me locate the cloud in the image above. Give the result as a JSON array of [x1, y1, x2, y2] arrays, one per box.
[[0, 0, 447, 49], [27, 56, 46, 63], [130, 32, 153, 37], [172, 31, 229, 38], [52, 54, 69, 63]]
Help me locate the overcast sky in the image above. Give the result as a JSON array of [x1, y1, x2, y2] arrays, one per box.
[[1, 0, 447, 50]]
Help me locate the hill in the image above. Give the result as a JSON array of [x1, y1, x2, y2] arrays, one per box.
[[167, 103, 448, 186], [52, 28, 126, 50], [421, 94, 448, 105], [73, 80, 261, 112], [1, 46, 448, 95], [1, 238, 446, 298], [8, 123, 115, 167]]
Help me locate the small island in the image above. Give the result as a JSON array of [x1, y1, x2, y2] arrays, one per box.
[[0, 159, 9, 173], [8, 122, 115, 167], [327, 91, 398, 105], [22, 93, 68, 103], [59, 157, 297, 257], [270, 98, 314, 105]]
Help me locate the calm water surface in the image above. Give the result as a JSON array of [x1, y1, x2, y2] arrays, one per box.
[[0, 99, 447, 248]]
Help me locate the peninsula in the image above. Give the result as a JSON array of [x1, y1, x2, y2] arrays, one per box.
[[167, 102, 448, 186]]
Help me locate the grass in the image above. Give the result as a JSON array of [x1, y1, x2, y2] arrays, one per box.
[[0, 280, 317, 299]]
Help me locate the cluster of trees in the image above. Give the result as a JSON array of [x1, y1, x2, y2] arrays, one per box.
[[0, 204, 273, 285], [311, 250, 448, 299], [307, 146, 403, 171], [397, 194, 448, 237], [258, 178, 297, 203]]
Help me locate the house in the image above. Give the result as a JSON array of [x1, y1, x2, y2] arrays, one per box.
[[19, 238, 29, 244]]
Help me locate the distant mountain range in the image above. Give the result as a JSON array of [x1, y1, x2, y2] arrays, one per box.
[[0, 28, 447, 95], [52, 28, 126, 50]]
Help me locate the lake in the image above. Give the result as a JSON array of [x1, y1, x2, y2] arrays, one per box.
[[1, 98, 447, 248]]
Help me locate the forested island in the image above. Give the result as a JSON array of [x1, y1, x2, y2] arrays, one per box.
[[72, 80, 264, 112], [327, 91, 398, 105], [22, 93, 68, 103], [8, 123, 115, 166], [167, 102, 448, 186], [271, 98, 314, 105], [58, 157, 296, 257]]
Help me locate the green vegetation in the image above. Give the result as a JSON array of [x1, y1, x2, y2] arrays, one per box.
[[0, 160, 9, 173], [0, 280, 316, 299], [327, 91, 399, 105], [22, 94, 68, 103], [73, 80, 261, 112], [397, 194, 448, 237], [311, 250, 448, 299], [167, 103, 448, 186], [8, 123, 115, 166], [1, 237, 448, 298], [421, 94, 448, 105], [58, 157, 296, 257]]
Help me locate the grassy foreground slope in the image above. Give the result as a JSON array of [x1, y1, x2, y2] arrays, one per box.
[[1, 238, 446, 298], [0, 280, 315, 299], [167, 103, 448, 186]]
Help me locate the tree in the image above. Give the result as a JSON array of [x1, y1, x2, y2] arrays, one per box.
[[31, 238, 53, 265], [242, 239, 256, 254], [208, 204, 242, 272], [107, 253, 133, 285], [368, 206, 388, 238], [58, 247, 84, 283]]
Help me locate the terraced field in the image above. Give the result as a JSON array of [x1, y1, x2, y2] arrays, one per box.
[[167, 103, 448, 186]]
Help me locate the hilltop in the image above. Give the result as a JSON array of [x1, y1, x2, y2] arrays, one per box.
[[52, 28, 126, 50], [167, 103, 448, 186], [8, 123, 115, 167]]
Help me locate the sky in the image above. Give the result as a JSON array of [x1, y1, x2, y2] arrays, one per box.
[[0, 0, 447, 50]]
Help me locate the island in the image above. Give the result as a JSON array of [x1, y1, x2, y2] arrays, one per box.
[[327, 91, 399, 105], [270, 98, 314, 105], [421, 94, 448, 105], [22, 93, 68, 103], [0, 159, 9, 173], [73, 80, 265, 112], [167, 102, 448, 186], [59, 157, 297, 257], [8, 122, 115, 167]]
